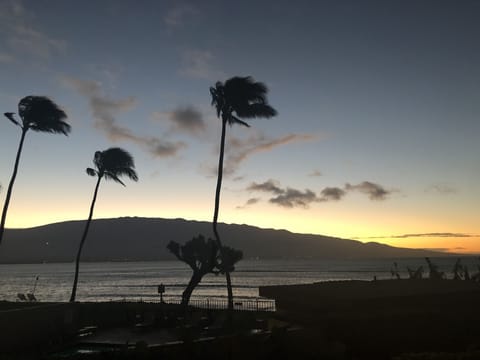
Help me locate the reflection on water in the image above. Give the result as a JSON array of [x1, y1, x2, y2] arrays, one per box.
[[0, 257, 477, 302]]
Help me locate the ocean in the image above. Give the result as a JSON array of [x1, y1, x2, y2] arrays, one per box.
[[0, 257, 478, 302]]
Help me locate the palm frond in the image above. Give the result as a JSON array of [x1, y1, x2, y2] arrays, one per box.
[[86, 168, 97, 177], [92, 147, 138, 185], [107, 167, 138, 182], [4, 112, 20, 126], [230, 116, 250, 127], [93, 151, 103, 171], [234, 103, 277, 119], [98, 148, 135, 171], [120, 167, 138, 181], [224, 76, 268, 104], [18, 96, 70, 135], [210, 76, 277, 124], [103, 172, 126, 186], [210, 83, 225, 118]]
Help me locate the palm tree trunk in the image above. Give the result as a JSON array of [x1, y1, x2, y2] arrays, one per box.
[[213, 118, 234, 311], [70, 176, 102, 302], [181, 272, 202, 308], [0, 128, 27, 246]]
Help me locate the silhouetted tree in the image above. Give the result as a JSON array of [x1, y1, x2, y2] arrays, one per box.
[[391, 262, 401, 279], [425, 257, 444, 280], [1, 96, 70, 246], [452, 258, 463, 280], [472, 260, 480, 282], [463, 265, 470, 281], [216, 245, 243, 277], [407, 266, 424, 279], [70, 148, 138, 302], [167, 235, 218, 307], [210, 76, 276, 310]]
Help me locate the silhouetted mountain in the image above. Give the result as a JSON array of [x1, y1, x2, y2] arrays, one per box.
[[0, 217, 446, 263]]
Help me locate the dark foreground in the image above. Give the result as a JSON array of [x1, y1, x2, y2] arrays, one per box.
[[1, 279, 480, 359]]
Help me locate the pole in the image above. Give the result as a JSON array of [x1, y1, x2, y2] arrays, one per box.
[[32, 276, 39, 294]]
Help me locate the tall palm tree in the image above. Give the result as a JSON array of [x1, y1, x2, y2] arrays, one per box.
[[210, 76, 277, 310], [1, 96, 70, 246], [70, 147, 138, 302]]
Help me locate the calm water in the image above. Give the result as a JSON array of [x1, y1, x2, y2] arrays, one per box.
[[0, 257, 478, 302]]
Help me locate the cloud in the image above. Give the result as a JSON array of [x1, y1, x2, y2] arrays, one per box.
[[319, 187, 346, 201], [62, 77, 101, 95], [0, 1, 66, 60], [425, 183, 457, 195], [391, 233, 475, 239], [345, 181, 391, 200], [0, 0, 24, 17], [236, 197, 260, 209], [90, 96, 138, 140], [246, 178, 394, 209], [247, 179, 284, 195], [62, 76, 185, 158], [420, 248, 451, 252], [358, 233, 476, 239], [246, 197, 260, 205], [7, 24, 67, 59], [151, 106, 205, 135], [247, 179, 319, 208], [246, 176, 394, 209], [224, 133, 315, 175], [164, 4, 198, 29], [143, 138, 186, 157], [180, 49, 225, 80], [308, 170, 323, 177], [270, 188, 318, 208]]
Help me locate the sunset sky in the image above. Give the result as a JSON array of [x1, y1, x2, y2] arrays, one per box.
[[0, 0, 479, 253]]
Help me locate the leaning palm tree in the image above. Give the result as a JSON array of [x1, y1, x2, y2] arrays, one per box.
[[1, 96, 70, 246], [70, 147, 138, 302], [210, 76, 277, 310]]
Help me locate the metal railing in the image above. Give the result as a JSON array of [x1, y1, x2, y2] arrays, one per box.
[[144, 297, 276, 312]]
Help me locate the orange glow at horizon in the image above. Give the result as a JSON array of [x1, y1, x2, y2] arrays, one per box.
[[4, 199, 479, 254]]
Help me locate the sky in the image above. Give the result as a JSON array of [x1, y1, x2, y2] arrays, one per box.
[[0, 0, 479, 253]]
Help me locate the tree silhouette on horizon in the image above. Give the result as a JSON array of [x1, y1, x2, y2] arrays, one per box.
[[210, 76, 277, 310], [167, 235, 217, 308], [168, 234, 243, 309], [1, 96, 70, 246], [70, 147, 138, 302]]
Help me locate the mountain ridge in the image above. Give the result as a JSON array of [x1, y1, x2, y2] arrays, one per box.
[[0, 217, 447, 263]]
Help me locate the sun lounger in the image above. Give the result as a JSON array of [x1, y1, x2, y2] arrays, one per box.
[[26, 293, 37, 302], [17, 293, 27, 301]]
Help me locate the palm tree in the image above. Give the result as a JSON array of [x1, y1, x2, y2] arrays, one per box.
[[1, 96, 70, 246], [210, 76, 277, 310], [70, 147, 138, 302]]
